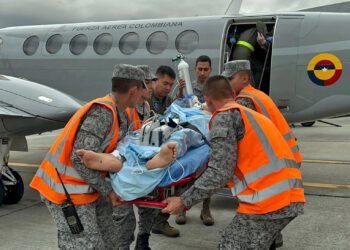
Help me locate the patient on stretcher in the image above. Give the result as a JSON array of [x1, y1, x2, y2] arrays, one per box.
[[76, 142, 177, 172]]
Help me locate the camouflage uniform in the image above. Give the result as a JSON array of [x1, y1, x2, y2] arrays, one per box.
[[236, 96, 256, 111], [114, 104, 158, 249], [147, 90, 172, 115], [192, 80, 205, 103], [180, 108, 304, 250], [148, 92, 179, 236], [39, 64, 146, 250], [42, 98, 125, 250]]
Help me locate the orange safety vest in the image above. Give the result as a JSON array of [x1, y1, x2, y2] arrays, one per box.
[[236, 85, 303, 164], [209, 102, 305, 214], [126, 101, 150, 131], [30, 94, 119, 205]]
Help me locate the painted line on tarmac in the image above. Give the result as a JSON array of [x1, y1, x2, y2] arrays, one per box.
[[303, 159, 350, 164], [303, 182, 350, 189], [29, 147, 50, 150], [7, 162, 350, 190], [9, 162, 40, 168]]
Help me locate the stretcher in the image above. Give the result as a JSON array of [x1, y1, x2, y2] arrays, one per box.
[[121, 162, 208, 210]]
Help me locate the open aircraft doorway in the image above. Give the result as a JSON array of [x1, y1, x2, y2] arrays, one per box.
[[224, 18, 275, 95]]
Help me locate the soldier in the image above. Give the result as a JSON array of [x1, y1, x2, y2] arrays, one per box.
[[175, 55, 214, 226], [30, 64, 146, 249], [148, 65, 180, 237], [231, 21, 270, 85], [223, 60, 303, 247], [162, 75, 305, 249], [148, 65, 176, 116], [125, 65, 155, 131], [113, 65, 159, 250]]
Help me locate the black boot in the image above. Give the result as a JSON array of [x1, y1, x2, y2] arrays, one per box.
[[134, 233, 151, 250]]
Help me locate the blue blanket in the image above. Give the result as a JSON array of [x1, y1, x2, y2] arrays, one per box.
[[110, 104, 211, 201]]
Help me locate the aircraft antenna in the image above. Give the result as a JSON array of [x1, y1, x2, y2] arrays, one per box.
[[225, 0, 243, 15]]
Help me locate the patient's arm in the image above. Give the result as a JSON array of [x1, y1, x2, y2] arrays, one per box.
[[76, 150, 123, 172], [146, 142, 177, 170]]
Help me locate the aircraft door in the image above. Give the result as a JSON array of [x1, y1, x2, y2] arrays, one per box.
[[270, 16, 303, 114]]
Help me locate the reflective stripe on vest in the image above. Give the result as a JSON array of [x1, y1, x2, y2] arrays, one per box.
[[210, 102, 305, 213], [238, 178, 303, 203], [230, 108, 300, 197], [237, 86, 302, 164], [237, 40, 255, 52], [239, 91, 271, 119], [30, 95, 119, 204]]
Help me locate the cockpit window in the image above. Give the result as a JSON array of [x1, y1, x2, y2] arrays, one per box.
[[46, 34, 63, 54], [93, 33, 113, 55], [146, 31, 168, 55], [175, 30, 199, 54], [70, 34, 88, 55], [119, 32, 139, 55], [23, 36, 40, 56]]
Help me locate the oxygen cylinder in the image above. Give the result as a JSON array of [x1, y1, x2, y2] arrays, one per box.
[[177, 58, 193, 96]]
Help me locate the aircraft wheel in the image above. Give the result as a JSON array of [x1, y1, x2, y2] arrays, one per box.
[[301, 121, 316, 127], [0, 181, 4, 206], [2, 168, 24, 204]]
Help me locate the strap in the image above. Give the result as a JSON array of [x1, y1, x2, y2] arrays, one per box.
[[55, 168, 73, 204], [237, 41, 255, 52], [179, 122, 211, 147]]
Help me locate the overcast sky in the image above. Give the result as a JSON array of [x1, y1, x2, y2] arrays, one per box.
[[0, 0, 347, 28]]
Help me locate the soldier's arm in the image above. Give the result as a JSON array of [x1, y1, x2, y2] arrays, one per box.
[[180, 110, 241, 207], [236, 97, 257, 111], [70, 104, 114, 196]]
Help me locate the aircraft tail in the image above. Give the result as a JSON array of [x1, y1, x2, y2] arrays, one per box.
[[225, 0, 243, 15]]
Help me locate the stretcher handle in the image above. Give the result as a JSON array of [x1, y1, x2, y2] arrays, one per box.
[[120, 199, 189, 211]]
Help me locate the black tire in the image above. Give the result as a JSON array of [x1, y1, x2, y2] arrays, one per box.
[[301, 121, 316, 127], [0, 181, 4, 206], [2, 168, 24, 204]]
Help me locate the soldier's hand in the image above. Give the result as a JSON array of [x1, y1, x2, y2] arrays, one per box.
[[162, 197, 185, 215], [178, 79, 186, 90], [257, 32, 266, 46], [108, 191, 123, 207]]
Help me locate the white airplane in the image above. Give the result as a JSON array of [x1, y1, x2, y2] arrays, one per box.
[[1, 2, 350, 203]]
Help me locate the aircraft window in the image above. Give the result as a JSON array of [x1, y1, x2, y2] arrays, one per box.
[[119, 32, 139, 55], [70, 34, 88, 55], [93, 33, 113, 55], [23, 36, 40, 55], [0, 37, 3, 50], [175, 30, 199, 54], [146, 31, 168, 54], [46, 34, 63, 54]]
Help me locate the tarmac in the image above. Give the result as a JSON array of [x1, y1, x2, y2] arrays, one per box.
[[0, 117, 350, 250]]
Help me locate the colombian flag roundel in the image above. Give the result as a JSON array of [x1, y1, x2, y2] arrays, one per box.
[[307, 53, 342, 86]]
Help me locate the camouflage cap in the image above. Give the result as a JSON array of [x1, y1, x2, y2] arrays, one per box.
[[112, 64, 147, 88], [137, 65, 157, 81], [221, 60, 251, 78]]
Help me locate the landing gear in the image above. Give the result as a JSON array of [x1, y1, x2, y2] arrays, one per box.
[[301, 121, 316, 127], [0, 138, 24, 206], [0, 181, 4, 205], [1, 167, 24, 204]]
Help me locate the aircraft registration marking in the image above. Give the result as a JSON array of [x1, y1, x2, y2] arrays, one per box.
[[307, 53, 342, 86]]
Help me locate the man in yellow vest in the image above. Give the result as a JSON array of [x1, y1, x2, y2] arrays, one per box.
[[162, 75, 305, 249], [30, 64, 146, 249]]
